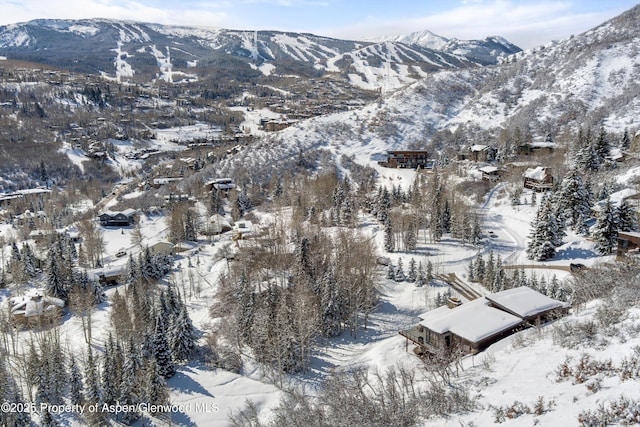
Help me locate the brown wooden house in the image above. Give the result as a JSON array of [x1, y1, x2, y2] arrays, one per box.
[[617, 231, 640, 261], [378, 150, 430, 169], [523, 166, 554, 191], [400, 287, 568, 357], [478, 166, 504, 182], [10, 290, 65, 326]]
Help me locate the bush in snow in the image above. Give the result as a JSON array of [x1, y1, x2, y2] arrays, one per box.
[[578, 396, 640, 427]]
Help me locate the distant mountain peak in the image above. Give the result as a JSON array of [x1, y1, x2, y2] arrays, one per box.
[[366, 29, 450, 51]]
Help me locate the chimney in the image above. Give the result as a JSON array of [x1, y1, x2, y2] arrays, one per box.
[[447, 296, 462, 309]]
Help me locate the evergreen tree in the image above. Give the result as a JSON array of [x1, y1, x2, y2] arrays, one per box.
[[45, 255, 67, 301], [598, 180, 611, 201], [415, 262, 426, 287], [84, 347, 100, 407], [442, 199, 451, 233], [576, 127, 598, 172], [527, 196, 562, 261], [471, 215, 482, 245], [169, 304, 197, 362], [143, 359, 169, 412], [593, 198, 619, 255], [320, 268, 343, 336], [407, 258, 417, 283], [621, 128, 631, 150], [593, 127, 610, 167], [616, 199, 638, 232], [100, 334, 121, 406], [236, 189, 252, 217], [485, 251, 495, 287], [394, 258, 406, 282], [341, 196, 356, 227], [153, 314, 176, 378], [69, 355, 84, 406], [556, 168, 591, 232], [92, 278, 106, 305], [376, 187, 391, 222], [21, 242, 38, 277], [119, 338, 142, 424], [404, 220, 417, 252], [386, 264, 395, 280], [141, 247, 156, 280], [165, 283, 182, 318], [384, 217, 395, 252], [426, 260, 433, 282], [184, 208, 199, 241]]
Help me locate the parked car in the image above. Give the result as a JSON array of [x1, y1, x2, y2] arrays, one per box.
[[570, 263, 587, 273], [115, 248, 127, 258]]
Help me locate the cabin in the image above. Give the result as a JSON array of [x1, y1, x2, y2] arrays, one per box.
[[150, 177, 182, 187], [478, 166, 504, 182], [99, 209, 137, 227], [378, 150, 430, 169], [148, 240, 175, 257], [468, 145, 497, 162], [10, 290, 65, 325], [89, 265, 128, 286], [206, 214, 233, 235], [616, 231, 640, 261], [523, 166, 554, 191], [400, 286, 568, 356], [205, 178, 236, 192], [517, 141, 556, 157]]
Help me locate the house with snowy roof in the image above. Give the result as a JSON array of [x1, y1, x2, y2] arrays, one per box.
[[594, 188, 640, 211], [468, 144, 497, 162], [205, 178, 236, 192], [98, 209, 137, 227], [517, 140, 557, 157], [523, 166, 554, 191], [400, 286, 569, 356], [9, 290, 65, 325], [478, 166, 504, 182], [377, 150, 430, 169]]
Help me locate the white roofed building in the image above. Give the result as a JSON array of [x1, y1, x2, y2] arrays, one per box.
[[400, 286, 569, 356], [10, 290, 65, 325]]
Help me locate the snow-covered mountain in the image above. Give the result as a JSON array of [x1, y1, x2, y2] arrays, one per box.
[[0, 19, 520, 90], [211, 4, 640, 182], [370, 30, 520, 65]]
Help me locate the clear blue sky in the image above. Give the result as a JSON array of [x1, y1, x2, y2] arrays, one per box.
[[1, 0, 638, 49]]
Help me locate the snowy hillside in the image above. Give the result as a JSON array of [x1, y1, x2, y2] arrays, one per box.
[[0, 18, 519, 90], [209, 3, 640, 183]]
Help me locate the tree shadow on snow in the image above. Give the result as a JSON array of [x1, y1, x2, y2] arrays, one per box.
[[554, 246, 599, 260], [169, 368, 215, 398]]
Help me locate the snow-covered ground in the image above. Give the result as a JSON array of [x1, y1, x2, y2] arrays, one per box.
[[6, 127, 640, 426]]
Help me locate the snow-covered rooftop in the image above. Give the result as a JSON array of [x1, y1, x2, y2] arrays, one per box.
[[10, 290, 65, 317], [523, 166, 549, 180], [478, 166, 499, 173], [470, 144, 490, 152], [418, 298, 522, 344], [486, 286, 569, 319]]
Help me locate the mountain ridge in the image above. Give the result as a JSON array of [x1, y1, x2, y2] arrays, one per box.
[[0, 18, 521, 90]]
